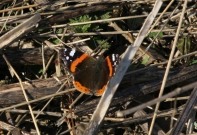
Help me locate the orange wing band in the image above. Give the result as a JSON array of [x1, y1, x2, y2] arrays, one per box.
[[74, 81, 106, 96], [105, 56, 113, 77], [70, 54, 88, 72], [73, 81, 91, 95], [95, 85, 106, 96]]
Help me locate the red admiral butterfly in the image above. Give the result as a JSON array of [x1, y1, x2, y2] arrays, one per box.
[[60, 48, 119, 96]]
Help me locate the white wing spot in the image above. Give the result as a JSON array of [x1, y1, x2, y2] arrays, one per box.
[[70, 49, 76, 57], [66, 56, 69, 60], [112, 54, 116, 62]]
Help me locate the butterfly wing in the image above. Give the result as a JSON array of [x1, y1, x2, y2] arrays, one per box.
[[60, 48, 89, 73], [94, 54, 120, 96]]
